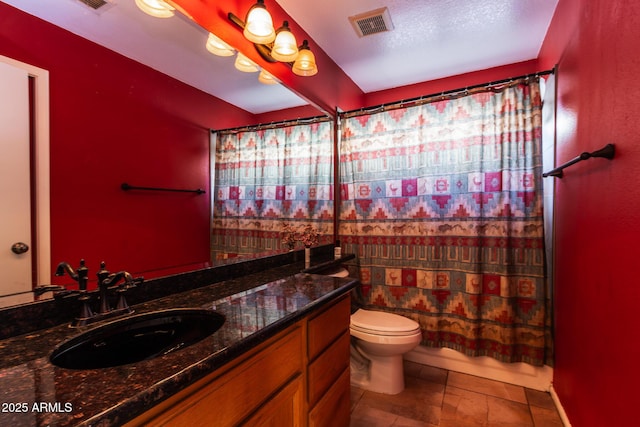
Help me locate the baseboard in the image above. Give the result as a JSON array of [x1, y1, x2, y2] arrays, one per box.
[[550, 384, 572, 426], [404, 345, 553, 391]]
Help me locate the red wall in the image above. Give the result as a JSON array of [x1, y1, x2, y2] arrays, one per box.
[[363, 60, 541, 107], [540, 0, 640, 425], [1, 3, 562, 295], [0, 3, 256, 285]]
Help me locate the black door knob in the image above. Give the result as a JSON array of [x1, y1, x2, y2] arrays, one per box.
[[11, 242, 29, 254]]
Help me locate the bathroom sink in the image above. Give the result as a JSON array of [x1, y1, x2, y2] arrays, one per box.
[[50, 308, 225, 369]]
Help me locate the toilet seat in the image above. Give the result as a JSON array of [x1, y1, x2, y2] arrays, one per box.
[[350, 309, 420, 336]]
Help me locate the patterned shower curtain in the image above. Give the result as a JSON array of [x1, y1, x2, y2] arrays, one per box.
[[339, 78, 552, 366], [212, 121, 334, 263]]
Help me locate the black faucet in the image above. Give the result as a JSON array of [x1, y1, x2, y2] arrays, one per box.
[[54, 260, 142, 326], [55, 259, 93, 320], [55, 259, 89, 291], [96, 262, 142, 314]]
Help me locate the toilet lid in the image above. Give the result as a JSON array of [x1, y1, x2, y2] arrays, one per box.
[[350, 309, 420, 334]]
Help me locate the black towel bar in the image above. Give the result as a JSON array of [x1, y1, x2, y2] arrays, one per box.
[[542, 143, 615, 178], [121, 183, 205, 194]]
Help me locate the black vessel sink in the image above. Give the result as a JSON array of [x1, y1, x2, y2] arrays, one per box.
[[50, 308, 225, 369]]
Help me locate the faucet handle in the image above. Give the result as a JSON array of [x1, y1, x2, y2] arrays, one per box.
[[96, 261, 110, 287], [77, 259, 88, 291]]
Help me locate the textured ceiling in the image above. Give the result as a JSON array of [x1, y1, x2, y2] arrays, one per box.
[[278, 0, 558, 92], [2, 0, 558, 114]]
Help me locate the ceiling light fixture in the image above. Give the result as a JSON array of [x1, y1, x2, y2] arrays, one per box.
[[234, 52, 260, 73], [243, 0, 276, 44], [258, 69, 279, 85], [206, 33, 235, 57], [271, 21, 299, 62], [227, 1, 319, 77], [134, 0, 175, 18], [292, 40, 318, 76]]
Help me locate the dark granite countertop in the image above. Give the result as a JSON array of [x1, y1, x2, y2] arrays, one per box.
[[0, 262, 358, 427]]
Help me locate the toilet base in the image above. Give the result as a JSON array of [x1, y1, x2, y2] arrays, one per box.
[[350, 353, 406, 395]]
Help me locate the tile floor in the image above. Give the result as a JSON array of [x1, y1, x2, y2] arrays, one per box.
[[350, 361, 564, 427]]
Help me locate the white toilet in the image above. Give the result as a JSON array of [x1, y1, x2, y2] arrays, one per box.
[[349, 308, 422, 395]]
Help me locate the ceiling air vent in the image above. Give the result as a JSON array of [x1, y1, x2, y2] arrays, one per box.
[[77, 0, 109, 10], [349, 7, 394, 37]]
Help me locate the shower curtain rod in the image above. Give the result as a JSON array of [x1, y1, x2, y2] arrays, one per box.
[[212, 70, 553, 132], [213, 114, 332, 135], [341, 69, 555, 118]]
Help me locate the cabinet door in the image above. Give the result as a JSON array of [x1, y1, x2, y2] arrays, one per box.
[[243, 375, 304, 427], [308, 368, 350, 427]]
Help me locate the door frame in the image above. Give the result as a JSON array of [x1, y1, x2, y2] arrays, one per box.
[[0, 55, 50, 287]]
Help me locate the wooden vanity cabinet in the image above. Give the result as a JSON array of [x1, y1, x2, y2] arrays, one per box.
[[125, 293, 351, 427], [307, 294, 351, 427]]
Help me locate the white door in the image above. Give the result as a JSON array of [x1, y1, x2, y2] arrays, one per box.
[[0, 61, 32, 295]]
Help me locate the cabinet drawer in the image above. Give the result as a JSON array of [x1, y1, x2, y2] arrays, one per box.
[[308, 367, 350, 427], [308, 294, 350, 360], [308, 331, 350, 407]]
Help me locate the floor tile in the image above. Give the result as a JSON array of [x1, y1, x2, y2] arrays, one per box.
[[525, 388, 556, 410], [351, 386, 365, 412], [351, 399, 437, 427], [486, 395, 533, 426], [350, 361, 564, 427], [447, 371, 528, 404], [355, 378, 443, 425], [529, 405, 564, 427], [441, 385, 489, 426]]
